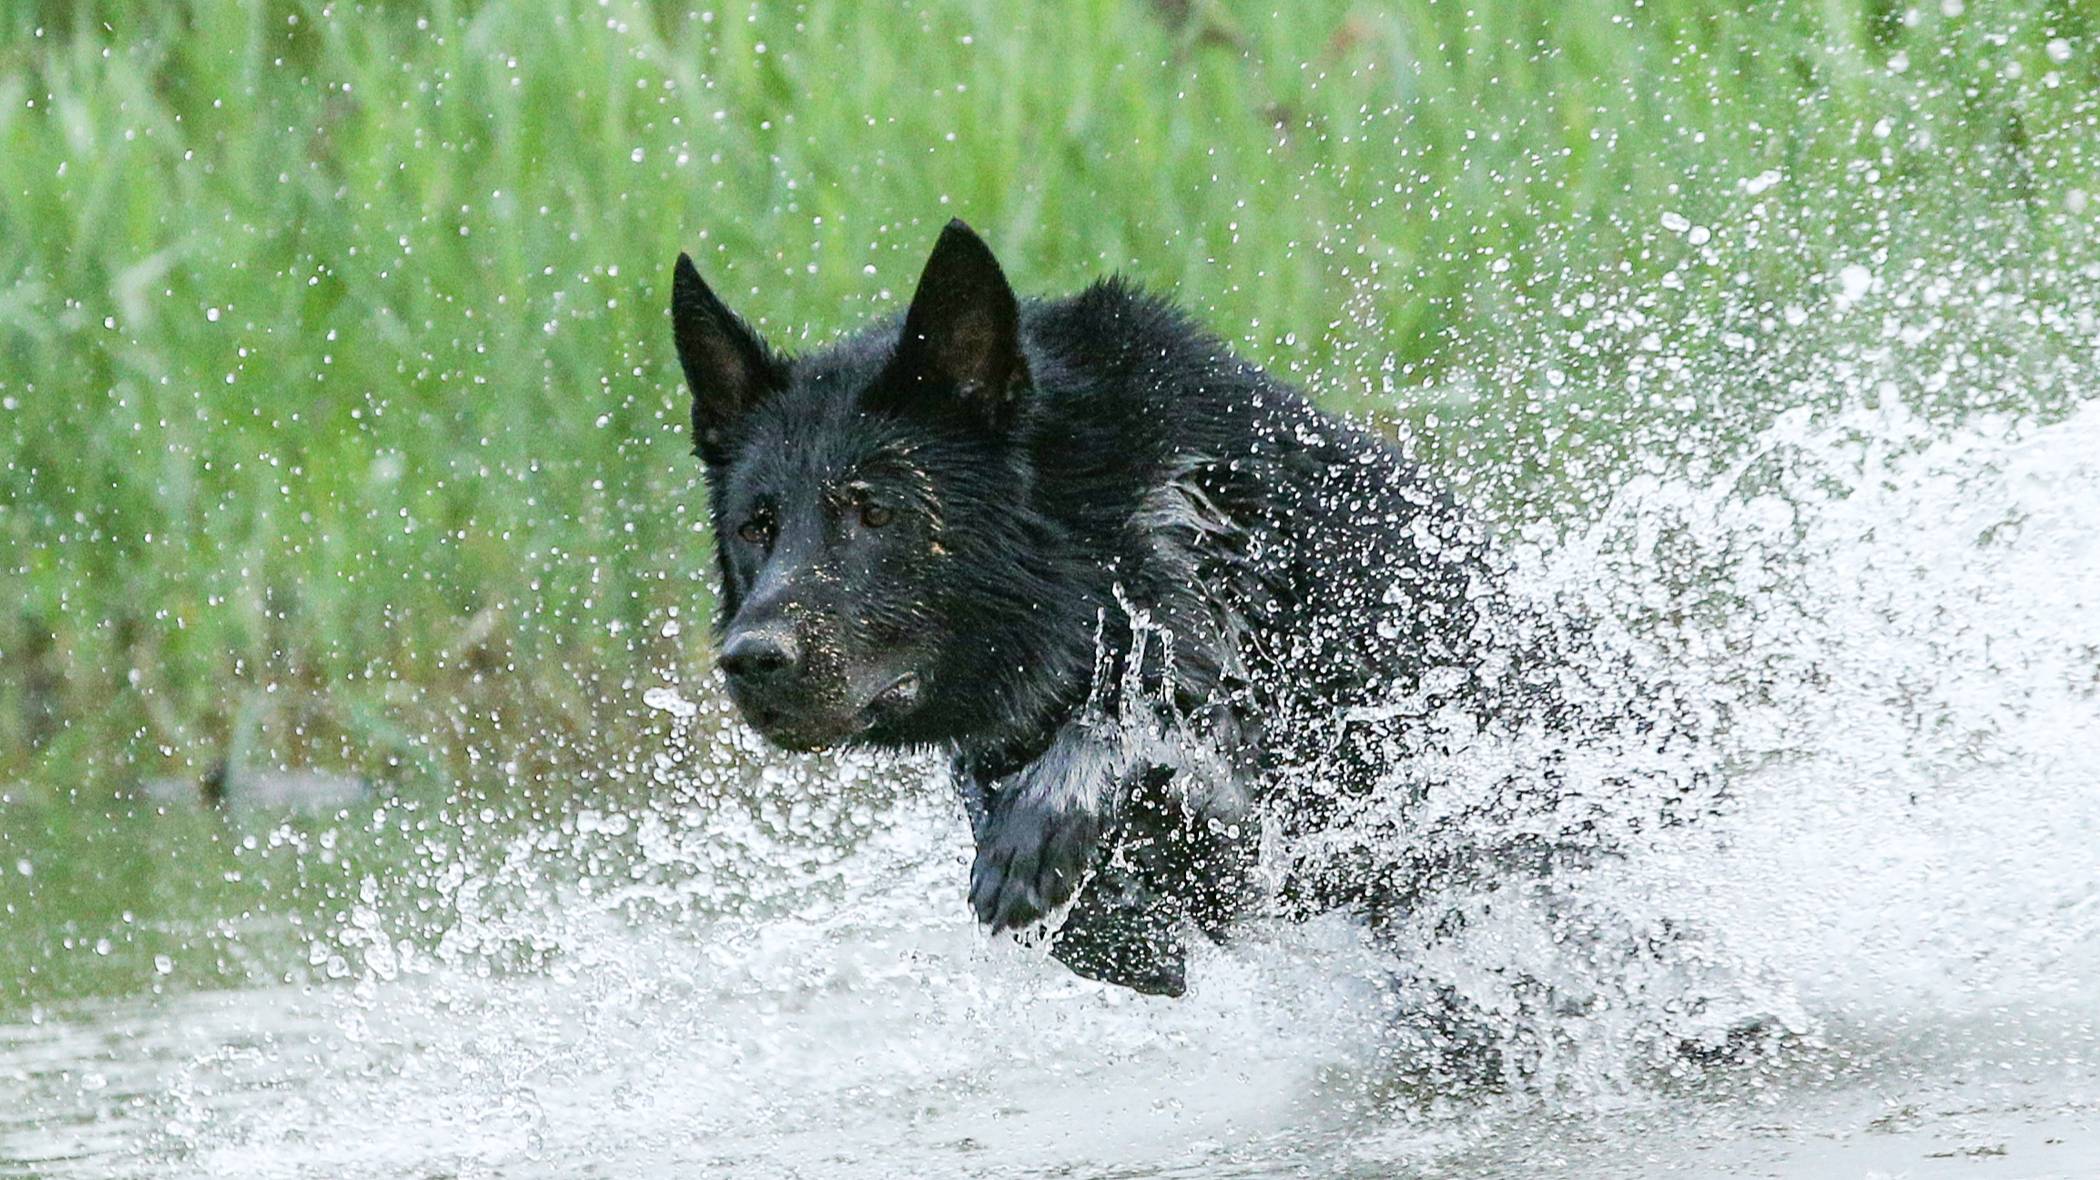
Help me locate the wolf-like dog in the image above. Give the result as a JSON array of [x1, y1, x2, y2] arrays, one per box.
[[670, 221, 1488, 996]]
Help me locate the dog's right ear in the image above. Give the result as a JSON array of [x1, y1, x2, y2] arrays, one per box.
[[672, 253, 782, 465], [877, 219, 1030, 433]]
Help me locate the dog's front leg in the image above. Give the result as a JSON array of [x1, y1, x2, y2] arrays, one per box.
[[968, 721, 1129, 933]]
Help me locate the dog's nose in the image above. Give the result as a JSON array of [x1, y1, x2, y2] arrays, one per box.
[[719, 627, 800, 684]]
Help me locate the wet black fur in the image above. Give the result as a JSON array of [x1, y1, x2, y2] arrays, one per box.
[[672, 221, 1487, 996]]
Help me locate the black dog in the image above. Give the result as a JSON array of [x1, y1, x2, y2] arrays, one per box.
[[670, 221, 1487, 996]]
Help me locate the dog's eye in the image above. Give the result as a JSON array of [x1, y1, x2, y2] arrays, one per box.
[[859, 503, 895, 529], [736, 518, 773, 545]]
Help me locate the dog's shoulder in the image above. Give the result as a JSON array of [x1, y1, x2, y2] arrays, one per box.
[[1026, 278, 1258, 402]]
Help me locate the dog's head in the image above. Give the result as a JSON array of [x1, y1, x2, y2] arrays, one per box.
[[669, 220, 1041, 751]]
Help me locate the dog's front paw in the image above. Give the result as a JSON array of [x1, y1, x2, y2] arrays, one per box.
[[969, 794, 1102, 933]]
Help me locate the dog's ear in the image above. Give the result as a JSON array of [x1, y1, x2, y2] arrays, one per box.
[[672, 252, 783, 465], [882, 219, 1030, 430]]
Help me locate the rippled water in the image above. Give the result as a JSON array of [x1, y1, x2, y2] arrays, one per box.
[[8, 366, 2100, 1177]]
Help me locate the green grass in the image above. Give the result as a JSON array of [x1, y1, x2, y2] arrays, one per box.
[[1, 0, 2097, 1009]]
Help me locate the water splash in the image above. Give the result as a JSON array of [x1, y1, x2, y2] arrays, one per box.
[[100, 387, 2093, 1178], [2, 248, 2092, 1174]]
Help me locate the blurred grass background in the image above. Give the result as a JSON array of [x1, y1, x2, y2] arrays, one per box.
[[1, 0, 2096, 1009]]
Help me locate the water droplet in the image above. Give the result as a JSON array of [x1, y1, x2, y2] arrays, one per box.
[[643, 687, 696, 718]]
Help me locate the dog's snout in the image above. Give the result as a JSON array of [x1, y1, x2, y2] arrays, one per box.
[[719, 626, 800, 684]]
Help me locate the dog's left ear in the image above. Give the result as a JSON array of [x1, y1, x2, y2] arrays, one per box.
[[882, 219, 1030, 429]]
